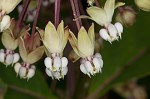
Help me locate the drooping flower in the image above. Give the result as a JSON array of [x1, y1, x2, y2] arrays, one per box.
[[37, 20, 69, 80], [14, 32, 44, 80], [79, 0, 125, 43], [0, 20, 30, 66], [0, 0, 22, 32], [68, 24, 103, 77]]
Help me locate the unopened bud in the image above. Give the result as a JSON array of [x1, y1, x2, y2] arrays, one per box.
[[135, 0, 150, 12], [116, 6, 136, 27]]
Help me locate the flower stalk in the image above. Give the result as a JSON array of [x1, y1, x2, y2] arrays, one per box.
[[54, 0, 61, 28], [69, 0, 82, 30]]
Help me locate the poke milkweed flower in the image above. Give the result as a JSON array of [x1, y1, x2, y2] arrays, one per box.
[[0, 20, 30, 66], [0, 0, 22, 32], [68, 24, 103, 77], [37, 20, 69, 80], [79, 0, 125, 43], [14, 32, 44, 80]]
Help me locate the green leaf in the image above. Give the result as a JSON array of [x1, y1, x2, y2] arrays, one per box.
[[0, 64, 57, 99]]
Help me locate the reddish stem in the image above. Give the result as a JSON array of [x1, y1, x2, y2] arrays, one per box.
[[69, 0, 81, 31], [55, 0, 61, 28], [31, 0, 42, 38], [17, 0, 31, 28]]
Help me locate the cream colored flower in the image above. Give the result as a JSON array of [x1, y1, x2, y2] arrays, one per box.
[[79, 0, 125, 43], [14, 32, 44, 80], [37, 20, 69, 80], [68, 24, 103, 77]]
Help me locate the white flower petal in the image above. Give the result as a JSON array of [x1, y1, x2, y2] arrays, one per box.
[[99, 59, 104, 68], [0, 52, 5, 62], [14, 63, 21, 74], [19, 67, 27, 78], [44, 57, 52, 69], [45, 68, 53, 79], [93, 57, 101, 72], [80, 64, 87, 74], [61, 57, 68, 68], [54, 57, 61, 71], [114, 22, 123, 38], [62, 67, 68, 76], [27, 68, 35, 79], [5, 54, 14, 65], [53, 72, 60, 80], [13, 53, 20, 63], [107, 24, 118, 39], [84, 61, 93, 75], [94, 53, 102, 59], [99, 29, 110, 41]]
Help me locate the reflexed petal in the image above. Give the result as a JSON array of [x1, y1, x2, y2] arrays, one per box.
[[2, 0, 22, 14], [14, 63, 21, 74], [44, 21, 60, 53], [0, 15, 11, 32], [68, 50, 80, 63], [26, 46, 44, 64], [5, 54, 14, 65], [104, 0, 115, 22], [54, 57, 61, 71], [19, 38, 28, 62], [13, 53, 20, 63], [36, 27, 44, 40], [115, 2, 125, 9], [88, 23, 95, 48], [62, 28, 69, 50], [19, 67, 26, 78], [78, 27, 94, 58], [80, 64, 87, 74], [61, 57, 68, 68], [99, 29, 110, 41], [44, 57, 52, 69], [87, 6, 108, 26], [57, 20, 64, 43], [68, 30, 80, 56], [2, 29, 18, 50]]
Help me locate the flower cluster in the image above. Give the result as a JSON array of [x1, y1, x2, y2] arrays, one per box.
[[1, 0, 146, 81]]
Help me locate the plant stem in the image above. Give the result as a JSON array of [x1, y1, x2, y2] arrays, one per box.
[[17, 0, 31, 28], [69, 0, 82, 31], [55, 0, 61, 28], [31, 0, 42, 38], [86, 48, 150, 99]]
